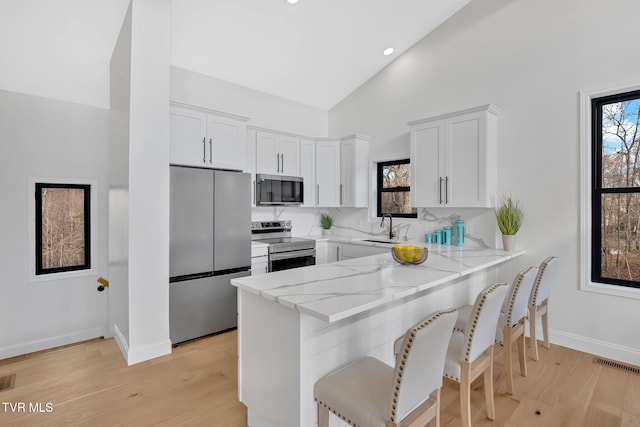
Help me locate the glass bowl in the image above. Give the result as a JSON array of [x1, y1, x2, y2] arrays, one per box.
[[391, 245, 428, 265]]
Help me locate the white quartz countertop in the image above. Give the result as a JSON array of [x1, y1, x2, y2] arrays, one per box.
[[231, 246, 524, 324]]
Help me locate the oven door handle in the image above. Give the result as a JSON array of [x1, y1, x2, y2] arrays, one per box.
[[269, 249, 316, 261]]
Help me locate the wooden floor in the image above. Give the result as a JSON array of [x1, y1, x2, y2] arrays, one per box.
[[1, 330, 639, 426]]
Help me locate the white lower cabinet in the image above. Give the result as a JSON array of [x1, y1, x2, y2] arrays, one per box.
[[340, 243, 389, 260], [251, 244, 268, 275], [316, 241, 339, 264]]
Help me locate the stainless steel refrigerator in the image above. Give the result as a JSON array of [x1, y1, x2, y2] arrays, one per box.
[[169, 166, 251, 344]]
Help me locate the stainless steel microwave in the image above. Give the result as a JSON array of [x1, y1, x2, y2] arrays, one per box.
[[255, 174, 303, 206]]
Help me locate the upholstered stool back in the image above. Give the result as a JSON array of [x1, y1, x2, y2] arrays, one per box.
[[390, 308, 458, 423]]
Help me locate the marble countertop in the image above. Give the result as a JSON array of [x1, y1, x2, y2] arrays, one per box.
[[231, 246, 524, 324]]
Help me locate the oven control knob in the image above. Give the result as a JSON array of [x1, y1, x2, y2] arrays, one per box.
[[285, 220, 291, 228]]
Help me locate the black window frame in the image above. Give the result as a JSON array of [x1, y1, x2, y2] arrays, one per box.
[[376, 158, 417, 219], [35, 183, 91, 275], [591, 89, 640, 289]]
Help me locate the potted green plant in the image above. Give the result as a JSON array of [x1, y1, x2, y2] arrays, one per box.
[[495, 193, 524, 251], [320, 212, 334, 235]]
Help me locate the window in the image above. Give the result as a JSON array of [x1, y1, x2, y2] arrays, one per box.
[[377, 159, 417, 218], [591, 89, 640, 289], [35, 183, 91, 275]]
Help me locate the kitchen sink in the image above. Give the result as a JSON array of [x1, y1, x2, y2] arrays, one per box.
[[361, 239, 396, 245]]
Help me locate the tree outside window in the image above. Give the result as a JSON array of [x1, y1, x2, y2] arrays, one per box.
[[377, 159, 417, 218], [35, 183, 91, 275], [592, 90, 640, 287]]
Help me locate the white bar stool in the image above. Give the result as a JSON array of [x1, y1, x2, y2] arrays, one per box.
[[443, 283, 508, 427], [529, 256, 559, 360], [495, 266, 538, 394], [314, 309, 458, 427]]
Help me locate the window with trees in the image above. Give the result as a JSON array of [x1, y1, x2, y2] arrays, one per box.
[[592, 89, 640, 288], [35, 183, 91, 275], [377, 159, 417, 218]]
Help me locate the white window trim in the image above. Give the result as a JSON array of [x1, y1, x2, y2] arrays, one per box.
[[579, 81, 640, 299], [28, 176, 98, 283]]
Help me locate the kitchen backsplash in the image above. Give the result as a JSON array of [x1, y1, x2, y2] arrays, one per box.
[[251, 206, 499, 248]]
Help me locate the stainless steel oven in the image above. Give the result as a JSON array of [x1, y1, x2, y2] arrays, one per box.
[[251, 220, 316, 272]]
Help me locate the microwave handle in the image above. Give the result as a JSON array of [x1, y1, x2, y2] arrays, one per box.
[[253, 180, 256, 205]]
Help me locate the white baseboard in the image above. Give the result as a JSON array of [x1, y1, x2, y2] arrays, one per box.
[[113, 323, 129, 363], [0, 326, 105, 360], [548, 328, 640, 367], [127, 339, 172, 365], [112, 323, 171, 365]]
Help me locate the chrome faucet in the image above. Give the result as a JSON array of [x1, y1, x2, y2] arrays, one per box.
[[380, 213, 395, 240]]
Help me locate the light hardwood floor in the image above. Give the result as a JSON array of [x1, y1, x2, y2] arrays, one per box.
[[1, 330, 639, 426]]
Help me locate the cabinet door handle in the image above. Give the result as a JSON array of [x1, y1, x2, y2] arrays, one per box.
[[209, 138, 213, 164], [445, 176, 449, 204], [276, 153, 279, 173], [252, 180, 256, 205], [281, 153, 284, 173], [316, 184, 319, 205], [202, 137, 206, 164], [439, 177, 443, 204], [340, 184, 343, 205]]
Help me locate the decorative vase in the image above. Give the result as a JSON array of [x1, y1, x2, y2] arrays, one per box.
[[502, 234, 516, 251]]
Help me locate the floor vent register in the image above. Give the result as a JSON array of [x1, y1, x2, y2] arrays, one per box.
[[593, 357, 640, 376]]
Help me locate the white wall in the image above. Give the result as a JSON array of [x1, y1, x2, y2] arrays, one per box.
[[109, 1, 132, 350], [171, 66, 328, 137], [0, 0, 129, 109], [109, 0, 172, 365], [0, 89, 109, 358], [126, 0, 172, 364], [329, 0, 640, 364]]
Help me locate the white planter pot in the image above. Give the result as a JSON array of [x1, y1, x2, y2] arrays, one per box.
[[502, 234, 516, 251]]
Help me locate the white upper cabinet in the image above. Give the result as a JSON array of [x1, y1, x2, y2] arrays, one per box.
[[340, 135, 370, 208], [256, 130, 300, 176], [246, 128, 257, 206], [299, 138, 316, 208], [315, 139, 341, 207], [170, 105, 207, 167], [410, 105, 499, 208], [170, 103, 248, 171]]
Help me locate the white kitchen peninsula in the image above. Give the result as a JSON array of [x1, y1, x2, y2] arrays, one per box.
[[231, 246, 524, 427]]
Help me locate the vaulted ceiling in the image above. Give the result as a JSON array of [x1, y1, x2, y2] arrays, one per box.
[[0, 0, 471, 109]]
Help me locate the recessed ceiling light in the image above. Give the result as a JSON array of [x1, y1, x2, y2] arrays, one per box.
[[383, 47, 394, 56], [286, 0, 299, 4]]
